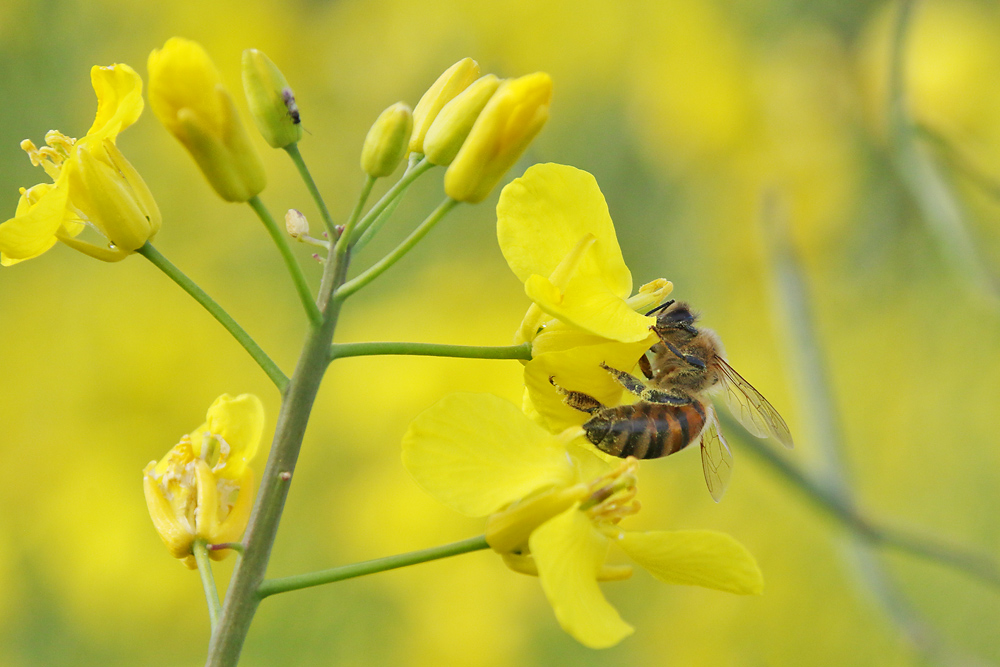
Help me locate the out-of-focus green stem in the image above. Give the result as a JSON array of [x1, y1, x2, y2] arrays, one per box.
[[337, 197, 459, 300], [330, 341, 532, 362], [284, 143, 338, 238], [194, 539, 222, 632], [888, 0, 999, 303], [257, 536, 490, 598], [248, 196, 323, 327], [335, 176, 376, 257], [137, 243, 289, 392], [727, 414, 1000, 591]]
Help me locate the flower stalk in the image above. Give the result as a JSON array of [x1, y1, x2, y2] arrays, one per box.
[[329, 340, 532, 361], [257, 535, 490, 598], [194, 539, 223, 631]]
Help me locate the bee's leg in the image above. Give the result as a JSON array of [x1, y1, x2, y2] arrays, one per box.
[[638, 353, 654, 380], [600, 362, 690, 405], [549, 376, 605, 414], [651, 331, 707, 370]]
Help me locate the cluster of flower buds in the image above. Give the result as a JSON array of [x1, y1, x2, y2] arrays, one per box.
[[354, 57, 552, 201]]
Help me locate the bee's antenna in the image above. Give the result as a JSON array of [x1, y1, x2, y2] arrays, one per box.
[[645, 299, 675, 317]]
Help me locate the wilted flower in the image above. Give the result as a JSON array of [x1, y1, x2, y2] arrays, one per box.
[[0, 64, 160, 265], [402, 393, 763, 648], [143, 393, 265, 568]]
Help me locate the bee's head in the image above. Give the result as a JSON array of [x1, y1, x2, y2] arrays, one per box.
[[647, 300, 699, 335]]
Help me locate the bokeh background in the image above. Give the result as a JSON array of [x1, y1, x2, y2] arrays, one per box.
[[2, 0, 1000, 664]]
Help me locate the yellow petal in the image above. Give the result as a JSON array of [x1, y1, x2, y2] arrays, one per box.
[[497, 163, 631, 298], [210, 469, 254, 560], [525, 337, 657, 433], [85, 64, 144, 143], [0, 182, 70, 266], [525, 271, 655, 342], [617, 530, 764, 595], [401, 393, 575, 517], [193, 459, 220, 538], [530, 507, 633, 648], [201, 393, 265, 478], [142, 472, 193, 560]]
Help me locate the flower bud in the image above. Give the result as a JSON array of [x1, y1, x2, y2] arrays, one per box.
[[148, 37, 266, 202], [241, 49, 303, 149], [361, 102, 413, 178], [444, 72, 552, 204], [423, 74, 501, 166], [64, 139, 161, 258], [409, 57, 480, 154], [285, 208, 309, 238]]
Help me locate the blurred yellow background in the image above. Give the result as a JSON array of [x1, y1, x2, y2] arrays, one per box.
[[2, 0, 1000, 664]]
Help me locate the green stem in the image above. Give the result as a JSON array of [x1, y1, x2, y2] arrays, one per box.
[[350, 157, 435, 242], [887, 0, 999, 302], [194, 539, 222, 632], [137, 243, 289, 392], [728, 417, 1000, 590], [335, 176, 376, 257], [330, 341, 532, 361], [258, 536, 490, 598], [284, 143, 338, 238], [248, 196, 323, 327], [206, 179, 367, 667], [337, 197, 459, 300]]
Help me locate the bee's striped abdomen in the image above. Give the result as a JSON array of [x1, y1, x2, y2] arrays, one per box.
[[583, 401, 707, 460]]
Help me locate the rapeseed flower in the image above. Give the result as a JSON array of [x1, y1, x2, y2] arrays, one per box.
[[0, 64, 160, 265], [143, 393, 265, 568], [402, 393, 763, 648]]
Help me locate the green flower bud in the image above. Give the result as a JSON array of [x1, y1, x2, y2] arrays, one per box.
[[409, 57, 480, 155], [241, 49, 303, 149], [423, 74, 501, 166], [361, 102, 413, 178]]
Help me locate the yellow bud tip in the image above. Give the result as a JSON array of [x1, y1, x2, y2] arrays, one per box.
[[410, 57, 481, 154], [361, 102, 413, 178]]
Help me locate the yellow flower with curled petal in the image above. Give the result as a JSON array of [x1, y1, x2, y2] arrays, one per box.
[[143, 393, 265, 568], [402, 393, 763, 649], [496, 162, 674, 432], [0, 64, 160, 265], [148, 37, 266, 203]]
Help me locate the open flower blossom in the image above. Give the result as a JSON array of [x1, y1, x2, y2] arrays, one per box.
[[496, 162, 675, 432], [0, 64, 161, 265], [148, 37, 266, 202], [402, 392, 763, 648], [143, 393, 265, 568]]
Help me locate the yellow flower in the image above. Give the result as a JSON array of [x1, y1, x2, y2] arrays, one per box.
[[148, 37, 266, 202], [402, 393, 763, 649], [444, 72, 553, 203], [241, 48, 303, 149], [143, 393, 265, 568], [409, 57, 481, 155], [0, 64, 160, 265], [495, 162, 674, 432]]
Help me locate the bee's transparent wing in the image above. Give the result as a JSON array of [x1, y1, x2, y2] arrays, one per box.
[[716, 358, 794, 449], [700, 407, 733, 503]]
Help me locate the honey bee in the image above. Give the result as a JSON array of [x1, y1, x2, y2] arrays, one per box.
[[551, 300, 793, 502]]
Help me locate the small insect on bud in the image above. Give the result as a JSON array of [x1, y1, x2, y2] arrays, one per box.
[[242, 48, 304, 149], [285, 208, 309, 238], [361, 102, 413, 178]]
